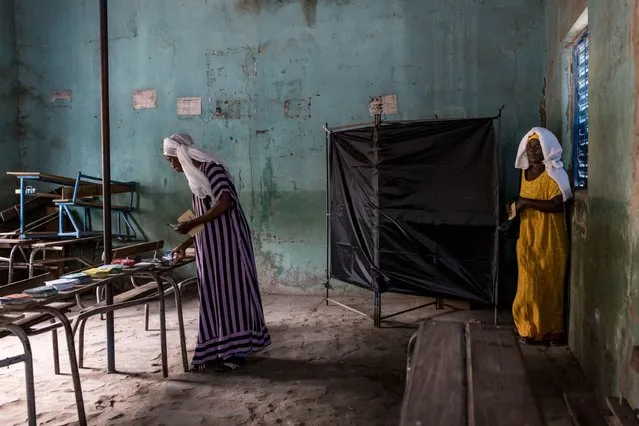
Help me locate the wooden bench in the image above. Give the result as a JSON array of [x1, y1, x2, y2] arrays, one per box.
[[400, 321, 544, 426], [0, 273, 77, 375], [74, 240, 174, 372]]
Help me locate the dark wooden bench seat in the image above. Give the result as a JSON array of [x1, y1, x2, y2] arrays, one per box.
[[0, 302, 76, 339], [400, 321, 544, 426]]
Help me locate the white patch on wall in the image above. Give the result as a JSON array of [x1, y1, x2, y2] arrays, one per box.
[[177, 97, 202, 116], [132, 89, 157, 110], [369, 94, 398, 116], [50, 90, 72, 108]]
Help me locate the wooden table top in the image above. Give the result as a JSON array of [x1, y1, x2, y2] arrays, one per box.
[[0, 258, 195, 313]]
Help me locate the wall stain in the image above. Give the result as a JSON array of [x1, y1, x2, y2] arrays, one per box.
[[301, 0, 318, 26], [235, 0, 348, 26], [259, 157, 280, 226]]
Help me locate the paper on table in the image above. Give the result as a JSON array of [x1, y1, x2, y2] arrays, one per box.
[[177, 209, 205, 237]]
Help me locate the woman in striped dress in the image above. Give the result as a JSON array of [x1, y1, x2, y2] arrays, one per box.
[[163, 133, 271, 372]]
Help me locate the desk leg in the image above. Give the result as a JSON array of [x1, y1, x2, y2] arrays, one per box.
[[165, 276, 189, 372], [28, 249, 42, 278], [106, 283, 115, 373], [5, 325, 36, 426], [38, 308, 86, 426], [152, 273, 168, 378], [8, 244, 19, 283]]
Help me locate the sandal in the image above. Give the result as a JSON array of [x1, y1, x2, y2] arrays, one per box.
[[214, 356, 248, 373], [519, 336, 536, 345], [190, 359, 222, 372]]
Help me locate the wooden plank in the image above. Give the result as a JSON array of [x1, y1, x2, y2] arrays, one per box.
[[32, 235, 102, 248], [86, 283, 157, 308], [469, 324, 544, 426], [60, 183, 133, 200], [0, 240, 32, 249], [7, 172, 81, 186], [0, 303, 75, 338], [0, 314, 25, 328], [564, 393, 608, 426], [0, 273, 53, 296], [606, 397, 639, 425], [111, 240, 164, 259], [0, 196, 51, 222], [14, 190, 59, 198], [400, 321, 467, 426]]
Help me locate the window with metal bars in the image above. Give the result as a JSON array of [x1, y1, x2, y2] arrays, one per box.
[[572, 32, 589, 188]]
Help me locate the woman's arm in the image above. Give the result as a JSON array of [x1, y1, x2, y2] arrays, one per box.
[[192, 192, 233, 226], [517, 195, 564, 214], [174, 192, 233, 235]]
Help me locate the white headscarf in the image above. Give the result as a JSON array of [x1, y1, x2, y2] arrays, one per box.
[[515, 127, 573, 201], [163, 133, 227, 200]]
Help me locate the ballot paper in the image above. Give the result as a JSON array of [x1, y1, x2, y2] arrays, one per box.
[[177, 210, 204, 237]]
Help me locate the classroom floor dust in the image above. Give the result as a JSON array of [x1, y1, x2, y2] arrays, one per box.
[[0, 292, 595, 425]]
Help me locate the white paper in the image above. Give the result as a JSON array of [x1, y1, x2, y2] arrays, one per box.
[[177, 97, 202, 116], [50, 90, 72, 107], [132, 89, 157, 110]]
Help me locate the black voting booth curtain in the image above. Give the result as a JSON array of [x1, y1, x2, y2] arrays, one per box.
[[329, 118, 499, 305]]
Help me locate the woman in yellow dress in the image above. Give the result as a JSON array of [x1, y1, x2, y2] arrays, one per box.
[[512, 127, 572, 345]]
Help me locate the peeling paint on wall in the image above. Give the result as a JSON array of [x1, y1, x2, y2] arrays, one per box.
[[235, 0, 349, 26], [284, 98, 312, 119]]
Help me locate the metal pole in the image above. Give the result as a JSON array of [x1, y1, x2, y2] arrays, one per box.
[[372, 115, 381, 328], [99, 0, 115, 373], [324, 123, 331, 305], [493, 114, 503, 326]]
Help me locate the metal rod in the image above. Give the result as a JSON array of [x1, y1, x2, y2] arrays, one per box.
[[0, 353, 28, 368], [51, 321, 60, 375], [7, 244, 20, 283], [99, 0, 115, 374], [326, 111, 505, 134], [151, 272, 169, 378], [324, 122, 331, 303], [99, 0, 113, 262], [493, 113, 502, 326], [325, 298, 370, 318], [19, 178, 25, 237], [380, 301, 438, 321]]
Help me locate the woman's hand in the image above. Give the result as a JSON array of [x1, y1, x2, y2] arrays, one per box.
[[171, 244, 187, 264], [174, 220, 197, 235]]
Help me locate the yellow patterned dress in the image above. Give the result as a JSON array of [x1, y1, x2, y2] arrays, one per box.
[[513, 171, 568, 340]]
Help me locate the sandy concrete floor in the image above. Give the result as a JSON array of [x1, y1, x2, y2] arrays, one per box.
[[0, 292, 597, 425]]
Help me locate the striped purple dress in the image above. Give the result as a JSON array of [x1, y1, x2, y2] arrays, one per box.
[[191, 162, 271, 365]]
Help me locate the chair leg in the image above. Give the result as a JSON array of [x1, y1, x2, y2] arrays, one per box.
[[144, 304, 150, 331], [78, 318, 88, 369], [51, 320, 60, 375], [97, 286, 106, 321], [174, 286, 188, 372]]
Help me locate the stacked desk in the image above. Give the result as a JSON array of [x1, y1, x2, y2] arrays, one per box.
[[7, 171, 137, 240]]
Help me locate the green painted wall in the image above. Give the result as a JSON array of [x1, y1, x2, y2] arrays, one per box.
[[0, 0, 20, 204], [548, 0, 639, 407], [14, 0, 546, 293]]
